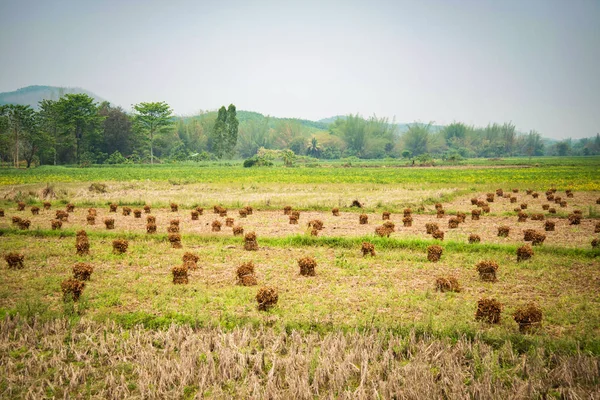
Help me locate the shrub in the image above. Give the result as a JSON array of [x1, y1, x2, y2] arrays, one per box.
[[182, 252, 199, 270], [170, 203, 178, 212], [51, 219, 63, 230], [427, 245, 443, 262], [361, 242, 375, 256], [72, 262, 93, 281], [18, 219, 31, 230], [517, 212, 528, 222], [167, 233, 181, 248], [244, 232, 258, 251], [256, 287, 278, 311], [61, 278, 85, 301], [104, 218, 115, 229], [147, 215, 156, 224], [43, 201, 51, 210], [133, 209, 142, 218], [289, 215, 299, 224], [468, 234, 481, 244], [359, 214, 368, 224], [4, 252, 24, 269], [211, 220, 222, 232], [382, 211, 390, 220], [17, 201, 26, 211], [172, 265, 188, 284], [298, 256, 317, 276], [144, 205, 151, 213], [236, 261, 257, 286], [425, 223, 439, 234], [375, 226, 392, 237], [513, 303, 543, 333], [545, 220, 555, 231], [122, 207, 131, 216], [233, 225, 244, 236], [497, 226, 510, 237], [568, 214, 581, 225], [332, 208, 339, 216], [146, 223, 157, 234], [109, 203, 118, 212], [517, 245, 534, 262], [31, 206, 39, 215], [448, 217, 459, 229], [432, 230, 444, 240], [239, 209, 248, 218], [191, 210, 199, 220], [112, 239, 128, 254], [283, 206, 292, 215], [435, 276, 461, 293], [225, 217, 234, 227], [475, 298, 502, 324], [476, 260, 498, 282]]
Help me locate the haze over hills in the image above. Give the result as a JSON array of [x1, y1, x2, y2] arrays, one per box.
[[0, 85, 106, 109]]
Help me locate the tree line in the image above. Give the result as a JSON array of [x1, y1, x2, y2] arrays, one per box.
[[1, 94, 598, 167]]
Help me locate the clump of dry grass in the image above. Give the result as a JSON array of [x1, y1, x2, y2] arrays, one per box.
[[289, 215, 298, 224], [403, 216, 413, 227], [75, 230, 90, 255], [61, 278, 85, 301], [72, 262, 93, 281], [486, 193, 494, 203], [308, 219, 324, 230], [481, 205, 490, 213], [122, 207, 132, 216], [513, 303, 543, 333], [17, 201, 26, 211], [425, 222, 438, 234], [510, 196, 517, 203], [167, 224, 180, 234], [456, 212, 466, 223], [238, 208, 248, 218], [4, 252, 24, 269], [88, 208, 97, 216], [146, 215, 156, 224], [195, 206, 204, 215], [496, 188, 503, 197], [170, 203, 178, 212], [233, 225, 244, 236], [548, 207, 556, 214], [244, 232, 258, 251], [471, 209, 481, 220], [211, 220, 222, 232], [545, 220, 555, 231], [517, 245, 534, 262], [435, 276, 461, 292], [109, 203, 118, 212], [592, 238, 599, 248], [361, 242, 375, 256], [219, 209, 228, 217], [520, 203, 527, 210], [595, 222, 600, 233], [191, 210, 199, 220], [182, 252, 199, 270], [55, 210, 68, 221], [531, 232, 546, 246], [144, 204, 151, 213], [476, 260, 498, 282], [0, 209, 4, 217], [530, 213, 544, 221], [298, 256, 317, 276], [359, 214, 368, 224], [169, 233, 182, 248], [30, 206, 39, 215], [375, 226, 392, 237], [112, 239, 128, 254], [432, 229, 444, 240], [172, 265, 188, 284], [236, 261, 257, 286], [497, 226, 510, 237], [244, 206, 253, 215], [225, 217, 234, 227], [436, 209, 445, 218], [448, 217, 459, 229], [475, 298, 502, 324], [256, 287, 278, 311], [547, 194, 555, 201], [470, 198, 478, 205], [17, 219, 30, 230], [51, 219, 62, 230], [43, 201, 51, 210], [542, 204, 550, 210], [382, 211, 390, 220], [283, 205, 292, 215], [597, 197, 600, 204], [332, 207, 339, 216], [104, 218, 115, 229], [568, 214, 581, 225], [532, 192, 539, 199], [146, 223, 157, 234], [427, 245, 443, 262], [12, 216, 22, 225], [134, 209, 142, 218], [523, 229, 536, 242], [468, 234, 481, 244]]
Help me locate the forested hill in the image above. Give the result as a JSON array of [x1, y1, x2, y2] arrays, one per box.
[[0, 85, 106, 109]]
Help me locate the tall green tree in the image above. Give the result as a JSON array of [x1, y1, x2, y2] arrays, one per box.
[[402, 123, 431, 156], [132, 101, 173, 164], [38, 99, 61, 165], [225, 104, 239, 158], [55, 94, 102, 164], [210, 104, 239, 159], [99, 102, 134, 158], [0, 104, 36, 167]]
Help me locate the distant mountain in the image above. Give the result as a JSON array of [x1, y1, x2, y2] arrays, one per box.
[[0, 85, 107, 109]]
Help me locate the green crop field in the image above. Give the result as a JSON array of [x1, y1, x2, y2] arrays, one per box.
[[1, 158, 599, 398]]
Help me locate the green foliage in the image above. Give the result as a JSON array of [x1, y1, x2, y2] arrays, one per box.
[[106, 150, 127, 164], [132, 101, 173, 164]]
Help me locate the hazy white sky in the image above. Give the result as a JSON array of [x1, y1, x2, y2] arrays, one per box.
[[0, 0, 599, 139]]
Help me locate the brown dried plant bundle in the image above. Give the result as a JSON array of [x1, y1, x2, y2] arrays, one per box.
[[232, 225, 244, 236], [52, 219, 63, 230], [532, 192, 539, 199], [375, 226, 392, 237], [168, 233, 182, 248], [403, 208, 412, 216], [568, 214, 581, 225], [456, 212, 466, 223], [195, 206, 204, 215], [477, 200, 486, 207], [211, 220, 222, 232], [244, 231, 258, 251], [547, 194, 554, 201], [225, 217, 234, 227], [476, 260, 498, 282], [213, 205, 222, 214], [122, 207, 132, 216], [573, 210, 582, 216], [55, 210, 68, 221], [308, 219, 324, 230], [531, 232, 546, 246], [238, 208, 248, 218], [530, 213, 544, 221], [471, 209, 481, 221], [432, 229, 444, 240], [436, 209, 445, 218], [65, 203, 75, 212], [291, 210, 300, 219], [510, 197, 517, 203], [310, 229, 319, 236], [486, 193, 494, 203], [513, 303, 543, 333], [12, 216, 22, 225], [481, 206, 490, 214], [448, 217, 459, 229], [170, 203, 178, 212], [526, 189, 533, 195], [361, 242, 375, 256], [256, 287, 278, 311], [4, 252, 24, 269], [495, 188, 503, 197], [236, 261, 257, 286], [182, 253, 199, 270], [435, 203, 443, 210], [475, 298, 502, 324], [503, 193, 511, 199], [112, 239, 129, 254], [144, 204, 151, 213], [146, 215, 156, 224], [541, 204, 550, 211], [595, 222, 600, 233], [517, 212, 528, 222], [191, 210, 199, 220], [425, 222, 439, 234], [43, 201, 51, 210], [18, 219, 31, 230], [403, 216, 413, 227], [298, 256, 317, 276], [0, 208, 4, 217], [597, 197, 600, 204], [359, 214, 368, 224], [72, 262, 93, 281], [88, 208, 97, 216], [427, 245, 443, 262], [109, 203, 118, 212], [31, 206, 39, 215], [75, 237, 90, 256], [497, 226, 510, 237], [468, 234, 481, 244], [565, 189, 574, 198], [17, 201, 26, 211], [283, 205, 292, 215], [382, 211, 391, 220], [435, 276, 461, 293], [520, 203, 527, 210], [332, 207, 340, 216], [172, 265, 188, 284], [219, 209, 228, 217], [167, 225, 179, 234], [470, 198, 478, 205], [289, 215, 299, 224], [512, 188, 519, 193], [104, 218, 115, 229], [517, 245, 534, 262], [170, 219, 180, 227], [523, 229, 536, 241], [559, 200, 567, 208], [134, 209, 142, 218], [244, 206, 253, 215], [146, 223, 157, 234], [545, 220, 555, 231], [592, 238, 599, 248], [548, 208, 556, 214], [513, 207, 521, 213], [61, 278, 85, 301]]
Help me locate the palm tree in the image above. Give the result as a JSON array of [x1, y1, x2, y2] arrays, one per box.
[[306, 136, 321, 158]]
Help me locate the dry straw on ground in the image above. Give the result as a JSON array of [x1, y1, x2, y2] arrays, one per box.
[[435, 276, 461, 293], [72, 262, 93, 281], [112, 239, 128, 254], [298, 257, 317, 276], [468, 234, 481, 244], [244, 232, 258, 251], [4, 252, 24, 269], [475, 298, 502, 324], [361, 242, 375, 256], [427, 245, 443, 262], [476, 260, 499, 282], [172, 265, 188, 284], [513, 303, 543, 333], [169, 233, 182, 248], [60, 278, 85, 301], [236, 261, 257, 286], [517, 245, 534, 262], [256, 286, 278, 311]]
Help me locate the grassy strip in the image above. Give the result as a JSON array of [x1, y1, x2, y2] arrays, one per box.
[[2, 227, 598, 258]]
